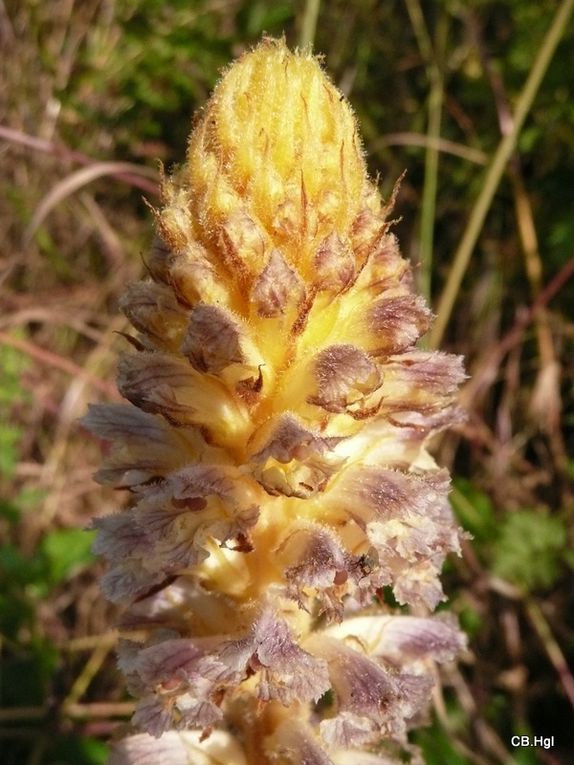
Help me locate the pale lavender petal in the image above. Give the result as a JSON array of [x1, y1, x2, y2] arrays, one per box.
[[120, 281, 189, 347], [100, 560, 166, 603], [307, 344, 382, 415], [249, 414, 344, 497], [313, 231, 355, 292], [219, 609, 331, 704], [251, 249, 306, 317], [182, 304, 244, 373], [320, 712, 378, 748], [323, 614, 466, 664]]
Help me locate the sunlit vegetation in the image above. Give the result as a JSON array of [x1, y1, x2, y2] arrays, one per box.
[[1, 1, 573, 763]]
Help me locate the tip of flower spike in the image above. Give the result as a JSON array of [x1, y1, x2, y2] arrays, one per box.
[[165, 38, 367, 283]]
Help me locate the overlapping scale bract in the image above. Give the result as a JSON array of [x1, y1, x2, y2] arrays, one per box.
[[86, 38, 466, 765]]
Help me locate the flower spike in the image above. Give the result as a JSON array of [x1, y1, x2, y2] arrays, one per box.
[[86, 37, 466, 765]]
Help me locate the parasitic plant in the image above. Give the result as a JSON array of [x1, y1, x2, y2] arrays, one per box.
[[85, 38, 467, 765]]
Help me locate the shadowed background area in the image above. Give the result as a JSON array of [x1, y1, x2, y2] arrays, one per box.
[[1, 1, 573, 764]]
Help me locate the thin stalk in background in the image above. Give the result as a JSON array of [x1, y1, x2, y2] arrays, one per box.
[[525, 598, 574, 713], [468, 9, 571, 503], [429, 0, 574, 349], [371, 132, 487, 165], [404, 0, 448, 305], [298, 0, 321, 49]]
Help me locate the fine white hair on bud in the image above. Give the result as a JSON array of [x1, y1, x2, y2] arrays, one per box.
[[87, 37, 467, 765]]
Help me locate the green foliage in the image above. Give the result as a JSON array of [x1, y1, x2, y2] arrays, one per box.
[[44, 735, 109, 765], [451, 478, 497, 542], [457, 603, 483, 639], [491, 510, 566, 590], [0, 523, 95, 709], [0, 498, 21, 523], [236, 0, 294, 36], [0, 343, 29, 476], [414, 721, 469, 765], [2, 0, 574, 761], [512, 750, 541, 765], [63, 0, 295, 161], [39, 528, 96, 589], [0, 638, 59, 708], [452, 479, 568, 592], [1, 530, 95, 598]]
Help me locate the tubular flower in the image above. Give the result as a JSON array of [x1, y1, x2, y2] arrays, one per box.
[[86, 38, 467, 765]]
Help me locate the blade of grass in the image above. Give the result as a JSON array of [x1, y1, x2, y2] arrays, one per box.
[[468, 9, 571, 501], [525, 598, 574, 713], [63, 641, 114, 706], [299, 0, 321, 49], [0, 124, 159, 194], [429, 0, 574, 348], [0, 330, 119, 399], [24, 161, 159, 245], [0, 702, 135, 723], [404, 0, 448, 304], [461, 251, 574, 405], [371, 132, 487, 165]]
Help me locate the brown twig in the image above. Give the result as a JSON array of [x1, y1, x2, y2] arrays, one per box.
[[466, 8, 570, 501], [0, 124, 159, 195], [525, 599, 574, 714], [24, 162, 158, 244], [0, 702, 134, 724], [461, 252, 574, 406], [370, 131, 487, 165], [0, 330, 119, 399]]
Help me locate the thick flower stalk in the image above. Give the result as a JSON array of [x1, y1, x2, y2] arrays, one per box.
[[85, 38, 466, 765]]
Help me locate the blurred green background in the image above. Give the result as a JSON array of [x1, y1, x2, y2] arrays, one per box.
[[1, 1, 573, 763]]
